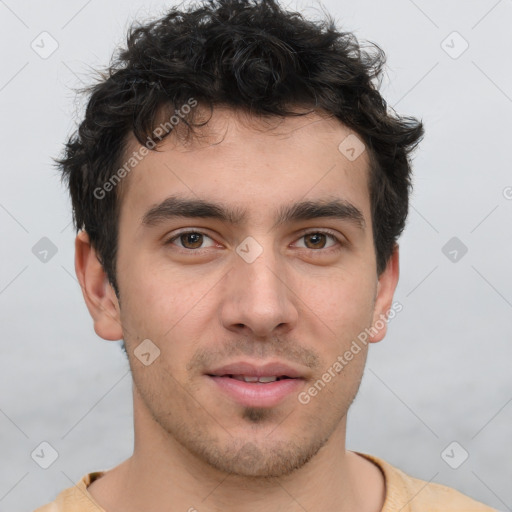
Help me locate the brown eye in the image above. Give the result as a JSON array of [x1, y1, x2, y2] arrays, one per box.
[[303, 232, 328, 249], [166, 231, 216, 250], [179, 232, 204, 249], [297, 231, 340, 251]]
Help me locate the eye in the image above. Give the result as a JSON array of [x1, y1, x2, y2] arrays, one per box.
[[294, 230, 341, 251], [165, 231, 217, 250]]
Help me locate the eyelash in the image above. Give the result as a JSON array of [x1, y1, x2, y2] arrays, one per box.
[[164, 229, 344, 254]]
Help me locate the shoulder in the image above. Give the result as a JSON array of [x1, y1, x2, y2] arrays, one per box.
[[355, 452, 497, 512], [33, 472, 106, 512]]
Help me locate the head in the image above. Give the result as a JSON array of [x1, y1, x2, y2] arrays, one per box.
[[64, 0, 423, 479]]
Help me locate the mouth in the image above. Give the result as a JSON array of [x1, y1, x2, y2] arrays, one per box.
[[207, 374, 294, 383], [206, 375, 304, 408]]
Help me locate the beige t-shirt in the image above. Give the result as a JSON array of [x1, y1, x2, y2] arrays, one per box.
[[33, 452, 497, 511]]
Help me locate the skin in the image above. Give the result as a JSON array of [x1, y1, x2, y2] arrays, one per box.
[[75, 106, 399, 512]]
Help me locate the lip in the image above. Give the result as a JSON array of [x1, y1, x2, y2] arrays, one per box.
[[205, 361, 307, 408], [207, 361, 305, 379], [207, 375, 304, 408]]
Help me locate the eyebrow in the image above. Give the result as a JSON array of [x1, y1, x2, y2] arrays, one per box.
[[141, 195, 366, 231]]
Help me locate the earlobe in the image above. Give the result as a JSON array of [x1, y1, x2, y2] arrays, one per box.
[[74, 230, 123, 341], [369, 245, 400, 343]]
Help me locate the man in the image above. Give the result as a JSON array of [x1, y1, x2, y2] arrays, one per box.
[[35, 0, 496, 510]]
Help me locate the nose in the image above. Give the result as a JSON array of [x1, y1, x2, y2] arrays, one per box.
[[219, 245, 299, 338]]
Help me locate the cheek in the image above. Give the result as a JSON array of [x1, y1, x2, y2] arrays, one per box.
[[119, 252, 208, 328], [116, 240, 226, 381], [118, 256, 219, 376], [305, 270, 376, 338]]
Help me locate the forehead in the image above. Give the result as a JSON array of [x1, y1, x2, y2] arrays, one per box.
[[118, 107, 372, 230]]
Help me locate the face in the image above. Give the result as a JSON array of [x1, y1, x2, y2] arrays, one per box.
[[79, 106, 398, 479]]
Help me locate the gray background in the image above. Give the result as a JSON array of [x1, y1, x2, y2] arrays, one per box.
[[0, 0, 511, 510]]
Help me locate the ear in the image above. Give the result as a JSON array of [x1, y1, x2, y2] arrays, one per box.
[[74, 230, 123, 341], [368, 244, 400, 343]]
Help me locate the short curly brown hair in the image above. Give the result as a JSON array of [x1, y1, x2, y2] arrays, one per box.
[[57, 0, 424, 297]]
